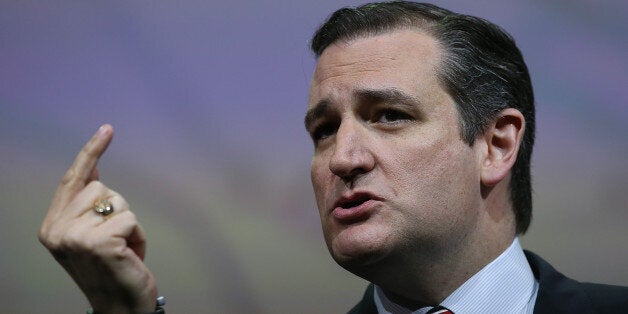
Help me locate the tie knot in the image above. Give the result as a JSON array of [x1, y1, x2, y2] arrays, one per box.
[[426, 305, 454, 314]]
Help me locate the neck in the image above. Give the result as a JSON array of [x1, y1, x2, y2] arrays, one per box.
[[356, 204, 516, 306]]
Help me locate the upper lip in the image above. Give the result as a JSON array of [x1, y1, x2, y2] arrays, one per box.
[[332, 191, 382, 211]]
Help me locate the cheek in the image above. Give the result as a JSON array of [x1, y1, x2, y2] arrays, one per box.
[[310, 157, 329, 212], [392, 139, 476, 205], [393, 139, 449, 179]]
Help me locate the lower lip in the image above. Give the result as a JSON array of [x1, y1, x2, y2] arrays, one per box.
[[332, 199, 379, 222]]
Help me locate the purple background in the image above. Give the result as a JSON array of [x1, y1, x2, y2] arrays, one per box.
[[1, 0, 627, 312]]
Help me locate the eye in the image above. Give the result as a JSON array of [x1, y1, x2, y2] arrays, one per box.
[[311, 123, 337, 142], [373, 109, 412, 124]]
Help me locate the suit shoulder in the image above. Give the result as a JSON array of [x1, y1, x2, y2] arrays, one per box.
[[581, 282, 628, 311], [524, 250, 628, 313]]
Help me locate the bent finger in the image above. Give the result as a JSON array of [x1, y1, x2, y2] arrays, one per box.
[[99, 210, 147, 261]]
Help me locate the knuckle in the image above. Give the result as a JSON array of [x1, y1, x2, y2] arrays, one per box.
[[38, 226, 50, 246], [41, 233, 63, 252], [85, 181, 109, 196], [116, 209, 137, 223], [120, 210, 138, 221], [110, 242, 129, 260], [125, 210, 138, 222], [121, 203, 131, 214], [60, 169, 77, 186], [118, 195, 130, 209], [80, 143, 97, 158], [39, 223, 64, 250], [86, 180, 105, 190], [59, 228, 90, 251], [38, 232, 51, 248]]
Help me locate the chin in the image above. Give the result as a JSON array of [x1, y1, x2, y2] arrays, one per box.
[[327, 225, 394, 273], [332, 247, 392, 282]]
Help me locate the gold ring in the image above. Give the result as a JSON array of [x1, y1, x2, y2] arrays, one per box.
[[94, 199, 114, 216]]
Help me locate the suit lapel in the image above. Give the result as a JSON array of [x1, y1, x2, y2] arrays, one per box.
[[525, 251, 596, 314]]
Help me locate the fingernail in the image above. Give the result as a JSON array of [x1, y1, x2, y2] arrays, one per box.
[[97, 125, 109, 137]]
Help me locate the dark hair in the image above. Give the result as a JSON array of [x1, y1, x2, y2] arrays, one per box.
[[311, 1, 535, 234]]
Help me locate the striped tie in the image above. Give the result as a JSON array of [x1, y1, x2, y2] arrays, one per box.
[[426, 305, 454, 314]]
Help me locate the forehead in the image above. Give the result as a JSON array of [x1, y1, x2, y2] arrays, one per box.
[[308, 29, 442, 107]]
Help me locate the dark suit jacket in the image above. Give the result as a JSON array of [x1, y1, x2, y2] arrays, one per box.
[[348, 251, 628, 314]]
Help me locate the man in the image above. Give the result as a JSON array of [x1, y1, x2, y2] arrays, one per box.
[[306, 2, 627, 313], [39, 1, 627, 313]]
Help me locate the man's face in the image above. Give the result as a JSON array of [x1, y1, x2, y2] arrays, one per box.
[[306, 30, 483, 270]]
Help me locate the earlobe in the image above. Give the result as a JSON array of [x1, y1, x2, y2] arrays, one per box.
[[480, 108, 525, 186]]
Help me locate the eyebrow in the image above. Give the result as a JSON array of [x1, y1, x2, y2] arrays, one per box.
[[354, 88, 422, 108], [304, 100, 330, 133], [303, 87, 422, 132]]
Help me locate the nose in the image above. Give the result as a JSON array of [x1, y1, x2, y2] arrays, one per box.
[[328, 118, 375, 185]]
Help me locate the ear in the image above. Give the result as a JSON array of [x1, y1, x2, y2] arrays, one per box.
[[479, 108, 525, 186]]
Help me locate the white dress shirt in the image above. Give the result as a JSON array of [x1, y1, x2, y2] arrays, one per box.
[[374, 238, 539, 313]]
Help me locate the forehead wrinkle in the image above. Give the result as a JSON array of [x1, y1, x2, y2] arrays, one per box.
[[314, 54, 400, 86], [316, 30, 442, 79], [308, 30, 446, 131]]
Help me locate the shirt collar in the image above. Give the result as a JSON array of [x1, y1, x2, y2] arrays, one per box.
[[374, 238, 538, 314]]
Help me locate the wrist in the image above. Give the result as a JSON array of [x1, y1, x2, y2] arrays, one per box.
[[87, 296, 165, 314]]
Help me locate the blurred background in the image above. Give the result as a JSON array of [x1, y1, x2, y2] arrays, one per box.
[[1, 0, 626, 312]]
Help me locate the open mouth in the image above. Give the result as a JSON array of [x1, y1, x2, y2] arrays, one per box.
[[339, 195, 371, 209], [334, 192, 377, 211], [332, 193, 377, 222]]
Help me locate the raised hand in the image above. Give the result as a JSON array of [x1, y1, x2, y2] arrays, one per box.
[[39, 125, 158, 314]]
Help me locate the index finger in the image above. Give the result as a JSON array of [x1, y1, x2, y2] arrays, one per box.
[[57, 124, 114, 200]]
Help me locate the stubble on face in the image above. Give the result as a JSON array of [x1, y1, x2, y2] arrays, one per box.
[[307, 30, 482, 273]]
